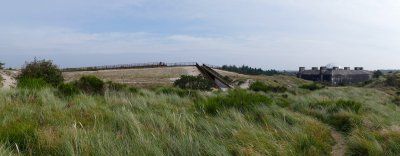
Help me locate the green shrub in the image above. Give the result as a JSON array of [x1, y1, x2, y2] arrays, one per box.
[[236, 80, 245, 86], [18, 59, 63, 87], [75, 75, 105, 95], [249, 81, 287, 93], [385, 74, 400, 88], [373, 70, 383, 78], [106, 81, 127, 91], [249, 81, 267, 92], [174, 75, 213, 91], [17, 77, 49, 89], [198, 89, 272, 114], [128, 87, 139, 93], [299, 83, 325, 91], [58, 83, 80, 96]]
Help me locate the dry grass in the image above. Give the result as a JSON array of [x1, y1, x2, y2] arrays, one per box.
[[214, 69, 310, 91], [63, 67, 200, 88]]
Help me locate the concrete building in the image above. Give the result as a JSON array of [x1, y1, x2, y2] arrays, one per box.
[[298, 66, 372, 85]]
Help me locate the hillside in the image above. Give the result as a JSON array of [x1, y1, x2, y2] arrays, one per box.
[[0, 83, 399, 155], [62, 67, 310, 90], [0, 67, 399, 155], [63, 66, 200, 88]]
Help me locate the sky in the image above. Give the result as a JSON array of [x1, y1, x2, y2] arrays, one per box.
[[0, 0, 399, 70]]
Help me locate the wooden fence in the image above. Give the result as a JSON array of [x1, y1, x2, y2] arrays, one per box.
[[62, 62, 200, 72]]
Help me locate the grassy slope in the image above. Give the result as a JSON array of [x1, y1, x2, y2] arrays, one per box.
[[0, 71, 399, 155], [0, 88, 335, 155], [0, 85, 398, 155], [63, 67, 200, 88]]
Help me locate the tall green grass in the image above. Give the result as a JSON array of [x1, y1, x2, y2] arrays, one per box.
[[0, 88, 336, 155], [0, 85, 398, 155]]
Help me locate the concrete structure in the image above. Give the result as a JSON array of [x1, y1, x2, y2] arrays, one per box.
[[298, 66, 372, 85]]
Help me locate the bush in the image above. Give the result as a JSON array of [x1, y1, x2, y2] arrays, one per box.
[[249, 81, 287, 93], [198, 89, 272, 114], [174, 75, 213, 91], [58, 83, 80, 96], [299, 83, 325, 91], [18, 59, 64, 87], [249, 81, 267, 92], [106, 81, 127, 91], [373, 70, 383, 78], [17, 78, 49, 89], [385, 74, 400, 88], [74, 75, 105, 95], [128, 87, 139, 93]]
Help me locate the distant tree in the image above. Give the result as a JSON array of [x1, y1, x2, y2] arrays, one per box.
[[221, 65, 280, 76], [373, 70, 383, 78], [18, 59, 64, 87]]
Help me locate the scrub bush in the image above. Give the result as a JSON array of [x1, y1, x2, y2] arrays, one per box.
[[174, 75, 213, 91], [74, 75, 105, 95], [57, 83, 80, 96], [18, 59, 63, 87], [299, 83, 325, 91]]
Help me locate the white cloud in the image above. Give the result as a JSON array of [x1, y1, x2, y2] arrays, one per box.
[[0, 0, 399, 69]]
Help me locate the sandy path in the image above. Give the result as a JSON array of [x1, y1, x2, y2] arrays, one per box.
[[0, 71, 16, 89], [331, 129, 346, 156]]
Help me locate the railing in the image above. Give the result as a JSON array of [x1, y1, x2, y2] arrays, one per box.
[[203, 64, 221, 69], [166, 62, 197, 67], [62, 62, 198, 72]]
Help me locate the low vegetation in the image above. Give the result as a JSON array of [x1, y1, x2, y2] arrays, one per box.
[[174, 75, 213, 91], [18, 59, 64, 87], [249, 81, 287, 93], [0, 60, 398, 155], [385, 73, 400, 88], [299, 83, 325, 91]]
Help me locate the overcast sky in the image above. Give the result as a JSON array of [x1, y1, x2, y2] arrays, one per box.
[[0, 0, 399, 70]]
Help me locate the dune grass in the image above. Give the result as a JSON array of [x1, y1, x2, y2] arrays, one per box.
[[0, 88, 334, 155], [0, 85, 398, 155]]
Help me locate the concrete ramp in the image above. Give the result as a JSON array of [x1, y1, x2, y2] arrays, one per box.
[[196, 64, 232, 90]]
